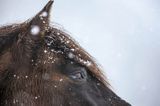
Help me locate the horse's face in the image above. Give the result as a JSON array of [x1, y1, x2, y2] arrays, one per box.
[[0, 1, 131, 106]]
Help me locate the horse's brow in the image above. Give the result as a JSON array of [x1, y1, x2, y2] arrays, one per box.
[[48, 28, 108, 87]]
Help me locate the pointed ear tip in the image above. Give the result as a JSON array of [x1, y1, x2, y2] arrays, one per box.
[[43, 0, 54, 12], [29, 0, 54, 25]]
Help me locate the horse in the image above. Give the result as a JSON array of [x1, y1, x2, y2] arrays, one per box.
[[0, 1, 131, 106]]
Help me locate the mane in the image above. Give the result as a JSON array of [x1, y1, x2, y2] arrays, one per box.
[[0, 21, 110, 87], [49, 24, 110, 87]]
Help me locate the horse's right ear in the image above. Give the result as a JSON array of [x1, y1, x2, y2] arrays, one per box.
[[0, 25, 22, 55]]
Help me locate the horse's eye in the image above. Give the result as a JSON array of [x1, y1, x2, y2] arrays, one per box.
[[69, 68, 87, 81]]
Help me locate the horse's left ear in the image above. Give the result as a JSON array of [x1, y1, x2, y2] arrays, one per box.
[[28, 0, 53, 41], [0, 0, 54, 55]]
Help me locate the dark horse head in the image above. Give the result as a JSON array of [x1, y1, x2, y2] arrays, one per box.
[[0, 1, 131, 106]]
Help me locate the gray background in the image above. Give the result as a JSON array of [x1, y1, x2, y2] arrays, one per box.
[[0, 0, 160, 106]]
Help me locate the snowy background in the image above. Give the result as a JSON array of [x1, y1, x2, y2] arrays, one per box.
[[0, 0, 160, 106]]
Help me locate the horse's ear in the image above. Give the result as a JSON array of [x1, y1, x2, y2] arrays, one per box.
[[28, 0, 53, 41], [0, 25, 20, 55], [0, 0, 54, 55]]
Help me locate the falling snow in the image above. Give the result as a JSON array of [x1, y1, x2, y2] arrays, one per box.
[[96, 83, 101, 86], [25, 76, 28, 79], [57, 32, 60, 35], [60, 78, 63, 82], [68, 52, 75, 59], [70, 49, 75, 52], [35, 96, 38, 99], [43, 21, 46, 24], [66, 40, 70, 44], [44, 50, 47, 53], [40, 11, 48, 17], [30, 25, 40, 35]]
